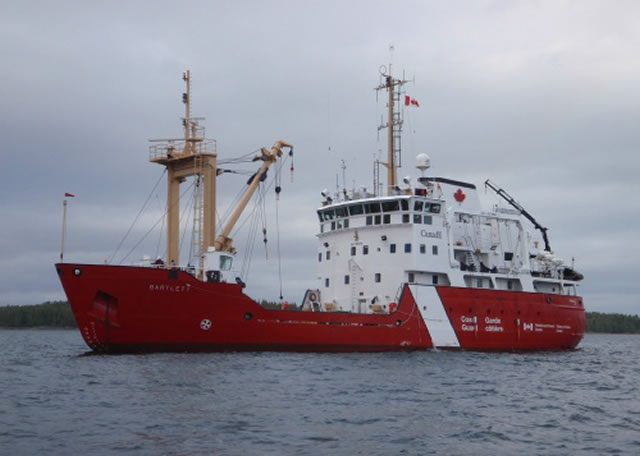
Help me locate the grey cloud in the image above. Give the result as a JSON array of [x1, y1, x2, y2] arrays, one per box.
[[1, 0, 639, 314]]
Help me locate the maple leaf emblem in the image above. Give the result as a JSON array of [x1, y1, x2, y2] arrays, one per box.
[[454, 188, 466, 203]]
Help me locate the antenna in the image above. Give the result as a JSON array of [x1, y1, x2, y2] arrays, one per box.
[[341, 159, 347, 191], [375, 59, 408, 195]]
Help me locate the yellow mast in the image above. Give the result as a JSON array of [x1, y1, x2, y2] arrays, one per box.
[[213, 140, 293, 253], [149, 71, 217, 269]]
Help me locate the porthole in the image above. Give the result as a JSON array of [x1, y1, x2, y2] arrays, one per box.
[[395, 320, 402, 327], [73, 268, 82, 276], [244, 312, 253, 320]]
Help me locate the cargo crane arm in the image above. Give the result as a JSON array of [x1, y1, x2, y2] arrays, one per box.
[[213, 140, 293, 253], [484, 179, 552, 252]]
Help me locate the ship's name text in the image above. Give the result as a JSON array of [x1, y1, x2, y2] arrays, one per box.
[[149, 284, 191, 293]]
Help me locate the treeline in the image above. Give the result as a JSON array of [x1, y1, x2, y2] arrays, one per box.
[[585, 312, 640, 334], [0, 301, 76, 328], [1, 302, 639, 333]]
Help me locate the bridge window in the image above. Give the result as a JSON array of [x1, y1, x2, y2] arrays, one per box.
[[402, 214, 410, 224], [432, 245, 438, 255], [374, 215, 381, 225], [414, 200, 423, 212], [401, 200, 409, 211], [428, 203, 441, 214], [336, 207, 348, 218], [348, 204, 364, 216], [366, 216, 372, 225], [382, 200, 399, 212], [408, 272, 415, 282], [331, 221, 335, 231], [413, 214, 421, 224], [383, 214, 391, 224], [420, 244, 426, 254], [343, 219, 349, 229], [363, 245, 369, 255], [404, 243, 412, 253], [432, 275, 439, 285], [320, 210, 335, 221], [365, 202, 381, 214], [423, 215, 432, 225]]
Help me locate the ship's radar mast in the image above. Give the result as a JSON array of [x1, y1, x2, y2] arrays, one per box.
[[376, 64, 408, 195]]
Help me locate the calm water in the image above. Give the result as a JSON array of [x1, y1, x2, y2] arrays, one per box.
[[1, 331, 639, 455]]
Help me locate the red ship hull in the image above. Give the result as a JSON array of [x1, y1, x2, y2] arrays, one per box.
[[56, 263, 584, 353]]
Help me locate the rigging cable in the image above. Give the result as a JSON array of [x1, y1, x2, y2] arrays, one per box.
[[154, 193, 165, 260], [275, 160, 284, 300], [109, 168, 167, 264], [118, 178, 196, 265]]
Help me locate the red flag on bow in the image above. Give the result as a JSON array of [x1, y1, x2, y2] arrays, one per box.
[[64, 192, 75, 198]]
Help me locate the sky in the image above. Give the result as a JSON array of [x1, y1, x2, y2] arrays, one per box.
[[1, 0, 639, 314]]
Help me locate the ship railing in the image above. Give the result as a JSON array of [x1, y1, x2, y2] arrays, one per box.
[[149, 139, 217, 162]]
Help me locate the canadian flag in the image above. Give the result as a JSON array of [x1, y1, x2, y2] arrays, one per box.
[[64, 192, 75, 198], [404, 95, 420, 107]]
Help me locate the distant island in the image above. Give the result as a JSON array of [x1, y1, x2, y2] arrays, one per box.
[[0, 302, 639, 334], [0, 301, 76, 328]]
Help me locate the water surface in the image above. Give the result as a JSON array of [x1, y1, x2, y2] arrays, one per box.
[[1, 331, 638, 455]]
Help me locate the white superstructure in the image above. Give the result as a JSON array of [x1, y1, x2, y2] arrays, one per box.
[[304, 161, 582, 314]]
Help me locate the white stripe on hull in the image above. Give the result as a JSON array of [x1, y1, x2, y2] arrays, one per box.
[[409, 285, 460, 348]]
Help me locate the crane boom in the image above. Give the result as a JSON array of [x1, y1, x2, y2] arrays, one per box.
[[484, 179, 552, 252], [213, 140, 293, 253]]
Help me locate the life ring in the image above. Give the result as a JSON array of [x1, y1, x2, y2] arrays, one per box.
[[308, 292, 318, 302]]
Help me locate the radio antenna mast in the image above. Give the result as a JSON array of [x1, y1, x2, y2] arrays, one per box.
[[376, 58, 407, 196]]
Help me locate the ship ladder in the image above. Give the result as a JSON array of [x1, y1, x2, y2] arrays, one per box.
[[348, 258, 363, 311]]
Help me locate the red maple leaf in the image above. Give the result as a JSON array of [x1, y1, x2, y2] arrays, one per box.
[[454, 188, 466, 203]]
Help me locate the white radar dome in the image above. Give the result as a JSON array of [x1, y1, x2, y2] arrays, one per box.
[[416, 153, 431, 174]]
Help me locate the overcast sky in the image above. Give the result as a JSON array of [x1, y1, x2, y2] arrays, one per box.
[[1, 0, 639, 314]]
